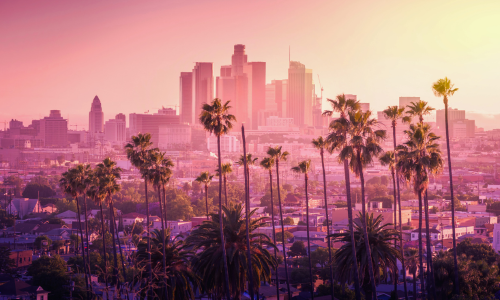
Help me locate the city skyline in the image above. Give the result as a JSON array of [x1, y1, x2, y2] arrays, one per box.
[[2, 0, 500, 130]]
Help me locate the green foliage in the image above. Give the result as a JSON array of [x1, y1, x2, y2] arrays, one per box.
[[370, 196, 393, 208], [316, 283, 361, 300], [283, 216, 294, 225], [259, 184, 286, 214], [35, 235, 52, 249], [366, 177, 381, 185], [289, 241, 307, 256], [366, 184, 388, 200], [290, 267, 317, 290], [165, 188, 194, 221], [68, 252, 103, 275], [125, 221, 143, 236], [54, 198, 79, 213], [276, 231, 293, 242], [311, 247, 331, 268], [3, 175, 24, 197], [486, 201, 500, 215], [27, 255, 69, 299], [456, 238, 500, 265], [22, 182, 55, 199], [0, 247, 15, 274], [48, 217, 65, 225], [297, 221, 306, 226]]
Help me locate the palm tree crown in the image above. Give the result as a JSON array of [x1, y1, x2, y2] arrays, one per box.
[[432, 77, 459, 106], [323, 94, 361, 119], [199, 98, 236, 137], [404, 100, 435, 124]]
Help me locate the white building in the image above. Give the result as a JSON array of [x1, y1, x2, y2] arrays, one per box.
[[152, 220, 192, 235], [207, 134, 240, 153], [411, 225, 474, 241], [266, 116, 294, 127], [158, 124, 191, 150]]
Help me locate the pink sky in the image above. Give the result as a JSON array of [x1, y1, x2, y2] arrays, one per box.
[[1, 0, 500, 130]]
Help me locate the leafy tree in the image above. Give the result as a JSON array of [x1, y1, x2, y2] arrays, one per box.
[[0, 247, 15, 274], [291, 267, 318, 291], [259, 184, 286, 214], [22, 183, 56, 199], [35, 235, 52, 250], [57, 155, 65, 166], [456, 238, 500, 265], [54, 198, 78, 213], [28, 255, 69, 299], [164, 188, 194, 221], [366, 177, 381, 185], [283, 216, 294, 225], [366, 183, 388, 200], [289, 241, 307, 256], [52, 240, 65, 254], [298, 220, 307, 226], [3, 175, 23, 197], [370, 196, 393, 209], [276, 231, 293, 242], [48, 217, 65, 225], [311, 247, 331, 268], [125, 221, 144, 236]]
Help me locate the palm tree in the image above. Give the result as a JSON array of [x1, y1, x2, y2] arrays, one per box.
[[397, 123, 444, 299], [291, 160, 315, 299], [195, 171, 214, 219], [134, 229, 200, 299], [404, 248, 419, 300], [238, 153, 258, 204], [215, 163, 233, 206], [432, 77, 460, 294], [404, 100, 435, 124], [312, 136, 335, 300], [324, 94, 362, 300], [96, 158, 123, 292], [266, 145, 292, 300], [125, 133, 155, 293], [187, 204, 277, 299], [259, 157, 280, 297], [382, 105, 409, 300], [199, 98, 236, 300], [148, 151, 173, 297], [86, 172, 110, 300], [60, 166, 89, 294], [339, 110, 386, 300], [330, 213, 401, 300]]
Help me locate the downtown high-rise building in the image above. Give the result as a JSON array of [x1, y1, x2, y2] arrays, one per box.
[[216, 45, 265, 130], [40, 110, 68, 147], [89, 95, 104, 135], [179, 72, 193, 124], [287, 61, 313, 127], [104, 113, 126, 143], [191, 63, 213, 125]]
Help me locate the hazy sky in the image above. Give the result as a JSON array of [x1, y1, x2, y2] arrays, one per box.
[[2, 0, 500, 130]]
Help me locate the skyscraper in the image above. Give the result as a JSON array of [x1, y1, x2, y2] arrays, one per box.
[[287, 61, 314, 127], [40, 110, 68, 147], [129, 108, 180, 147], [192, 63, 213, 124], [89, 96, 104, 135], [179, 72, 193, 124], [243, 61, 266, 129], [104, 113, 126, 143]]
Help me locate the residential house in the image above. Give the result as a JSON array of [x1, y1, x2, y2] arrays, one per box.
[[6, 199, 42, 218], [0, 279, 49, 300]]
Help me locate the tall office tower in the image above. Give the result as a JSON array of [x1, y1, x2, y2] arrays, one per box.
[[345, 94, 357, 101], [40, 110, 68, 147], [287, 61, 314, 127], [244, 62, 266, 129], [104, 114, 126, 143], [359, 103, 370, 113], [89, 96, 104, 136], [436, 108, 466, 130], [192, 63, 213, 125], [231, 44, 247, 76], [179, 72, 193, 124], [129, 108, 180, 147], [265, 80, 286, 113]]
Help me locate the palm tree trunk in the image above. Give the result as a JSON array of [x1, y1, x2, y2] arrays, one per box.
[[144, 178, 152, 298], [444, 100, 459, 294], [424, 191, 436, 300], [158, 187, 168, 300], [99, 203, 110, 300], [112, 206, 129, 300], [217, 136, 231, 300], [241, 125, 255, 300], [413, 271, 417, 300], [224, 175, 228, 207], [108, 198, 119, 292], [357, 152, 377, 300], [392, 170, 398, 295], [393, 124, 409, 300], [83, 195, 93, 296], [305, 174, 315, 300], [276, 160, 292, 300], [418, 191, 425, 300], [75, 195, 89, 295], [268, 169, 280, 298], [320, 150, 335, 300], [205, 185, 209, 220], [343, 159, 362, 300]]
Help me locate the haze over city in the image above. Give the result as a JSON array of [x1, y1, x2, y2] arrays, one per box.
[[3, 1, 500, 300], [2, 0, 500, 129]]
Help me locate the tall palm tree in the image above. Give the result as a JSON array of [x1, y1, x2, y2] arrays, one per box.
[[330, 213, 401, 300], [187, 204, 277, 299], [312, 136, 335, 300], [291, 160, 315, 299], [339, 110, 386, 300], [60, 166, 89, 294], [96, 158, 123, 292], [404, 248, 419, 300], [324, 94, 362, 300], [215, 163, 233, 206], [199, 98, 236, 300], [397, 123, 444, 299], [382, 106, 408, 300], [148, 151, 173, 298], [259, 156, 280, 297], [432, 77, 460, 294], [86, 172, 110, 300], [125, 133, 155, 293], [266, 145, 291, 300], [195, 171, 214, 219]]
